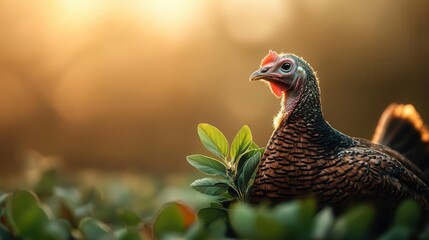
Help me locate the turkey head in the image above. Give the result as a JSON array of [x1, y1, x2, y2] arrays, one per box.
[[250, 50, 320, 128]]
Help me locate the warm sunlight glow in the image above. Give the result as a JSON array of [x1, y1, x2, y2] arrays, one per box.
[[219, 0, 290, 43], [137, 0, 203, 40], [57, 0, 105, 27]]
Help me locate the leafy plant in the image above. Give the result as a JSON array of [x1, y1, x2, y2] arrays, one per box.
[[152, 202, 195, 239], [186, 124, 264, 227], [187, 124, 264, 202]]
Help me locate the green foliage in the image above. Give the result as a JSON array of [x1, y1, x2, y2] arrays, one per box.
[[237, 151, 260, 198], [230, 125, 252, 160], [79, 218, 115, 240], [229, 201, 258, 238], [227, 199, 426, 240], [197, 206, 227, 224], [117, 208, 141, 227], [380, 199, 422, 240], [312, 206, 335, 239], [115, 228, 141, 240], [187, 124, 263, 230], [190, 178, 229, 196], [189, 124, 262, 204], [1, 182, 426, 240], [330, 204, 375, 240], [197, 123, 229, 159], [186, 155, 227, 177], [4, 189, 70, 240], [393, 199, 421, 230], [0, 124, 428, 239], [0, 169, 155, 239], [153, 202, 195, 239]]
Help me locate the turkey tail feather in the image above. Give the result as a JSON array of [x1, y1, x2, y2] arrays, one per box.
[[373, 103, 429, 172]]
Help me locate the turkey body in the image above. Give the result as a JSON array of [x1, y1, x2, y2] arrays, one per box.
[[249, 51, 429, 209], [250, 103, 429, 208]]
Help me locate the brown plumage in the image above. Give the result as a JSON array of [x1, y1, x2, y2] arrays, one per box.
[[249, 51, 429, 209]]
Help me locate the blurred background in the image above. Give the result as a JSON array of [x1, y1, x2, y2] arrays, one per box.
[[0, 0, 428, 180]]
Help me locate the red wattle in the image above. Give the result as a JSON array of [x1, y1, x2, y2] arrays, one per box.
[[269, 82, 286, 98]]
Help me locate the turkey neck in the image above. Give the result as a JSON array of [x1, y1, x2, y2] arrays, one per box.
[[270, 77, 354, 158]]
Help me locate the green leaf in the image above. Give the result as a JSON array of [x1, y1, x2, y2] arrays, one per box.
[[5, 189, 51, 237], [186, 154, 227, 177], [379, 227, 410, 240], [190, 178, 229, 196], [379, 199, 420, 240], [197, 207, 227, 225], [254, 208, 286, 240], [197, 123, 229, 159], [231, 203, 286, 239], [242, 151, 261, 185], [153, 202, 196, 239], [79, 218, 115, 240], [238, 152, 261, 192], [39, 219, 70, 240], [53, 187, 81, 209], [312, 207, 334, 239], [248, 141, 265, 155], [34, 169, 60, 197], [249, 141, 260, 149], [216, 192, 235, 203], [115, 228, 142, 240], [393, 199, 420, 230], [273, 199, 316, 239], [117, 208, 141, 227], [237, 149, 261, 174], [183, 221, 205, 240], [230, 125, 252, 161], [209, 202, 224, 209], [330, 204, 375, 240], [185, 219, 226, 240], [229, 203, 257, 238]]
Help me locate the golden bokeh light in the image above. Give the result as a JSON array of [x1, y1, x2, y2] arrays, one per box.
[[219, 0, 290, 43], [136, 0, 206, 42]]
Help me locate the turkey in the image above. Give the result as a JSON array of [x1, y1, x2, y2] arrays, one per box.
[[249, 50, 429, 210]]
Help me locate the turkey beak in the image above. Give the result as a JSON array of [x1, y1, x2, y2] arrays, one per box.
[[249, 68, 270, 81]]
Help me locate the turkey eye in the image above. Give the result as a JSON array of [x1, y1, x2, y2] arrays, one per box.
[[280, 62, 292, 72]]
